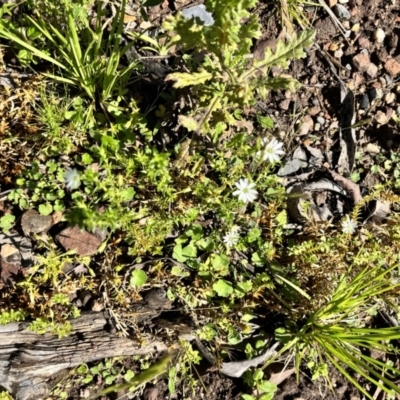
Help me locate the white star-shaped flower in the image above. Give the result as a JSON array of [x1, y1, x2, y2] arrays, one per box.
[[257, 138, 285, 163], [233, 178, 258, 203], [223, 230, 240, 247], [64, 168, 81, 190], [341, 216, 357, 235]]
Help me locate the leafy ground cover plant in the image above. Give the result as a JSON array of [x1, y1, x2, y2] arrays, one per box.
[[0, 0, 400, 399]]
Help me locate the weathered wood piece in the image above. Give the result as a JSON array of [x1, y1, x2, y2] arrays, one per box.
[[0, 312, 168, 400]]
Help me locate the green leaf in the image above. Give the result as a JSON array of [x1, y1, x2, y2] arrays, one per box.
[[241, 395, 255, 400], [81, 153, 93, 165], [120, 187, 135, 201], [257, 380, 277, 393], [182, 244, 197, 259], [251, 252, 265, 266], [275, 210, 287, 227], [210, 254, 229, 272], [178, 115, 198, 132], [172, 244, 184, 262], [0, 214, 15, 232], [130, 270, 147, 287], [39, 203, 53, 216], [252, 369, 263, 381], [166, 70, 213, 88], [17, 49, 33, 66], [171, 266, 190, 277], [257, 115, 274, 129], [123, 369, 135, 381], [213, 279, 233, 297]]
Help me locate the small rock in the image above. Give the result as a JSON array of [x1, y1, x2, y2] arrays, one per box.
[[365, 143, 380, 154], [279, 99, 291, 110], [365, 63, 378, 78], [375, 110, 387, 125], [352, 53, 378, 77], [0, 244, 18, 259], [55, 226, 101, 256], [328, 0, 337, 6], [334, 4, 350, 19], [384, 92, 395, 104], [181, 4, 214, 26], [309, 106, 321, 116], [334, 49, 344, 58], [299, 115, 314, 136], [342, 21, 350, 30], [373, 29, 385, 44], [316, 116, 326, 125], [351, 23, 360, 32], [384, 74, 393, 85], [360, 94, 369, 109], [368, 88, 383, 101], [21, 209, 53, 237], [339, 0, 349, 3], [357, 36, 371, 49], [352, 53, 370, 70], [314, 122, 321, 131], [385, 58, 400, 76]]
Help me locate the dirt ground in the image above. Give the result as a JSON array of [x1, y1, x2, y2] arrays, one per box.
[[133, 0, 400, 398], [3, 0, 400, 399]]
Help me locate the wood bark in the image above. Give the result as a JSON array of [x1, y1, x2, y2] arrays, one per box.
[[0, 312, 168, 400]]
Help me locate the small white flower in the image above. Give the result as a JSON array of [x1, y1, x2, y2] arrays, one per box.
[[223, 230, 240, 247], [233, 178, 258, 203], [341, 216, 357, 235], [64, 168, 81, 190], [257, 137, 285, 163]]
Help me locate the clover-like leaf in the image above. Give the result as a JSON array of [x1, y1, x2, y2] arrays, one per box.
[[130, 270, 147, 287], [213, 279, 233, 297]]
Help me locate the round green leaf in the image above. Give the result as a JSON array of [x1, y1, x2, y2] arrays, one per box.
[[212, 279, 233, 297], [130, 270, 148, 287]]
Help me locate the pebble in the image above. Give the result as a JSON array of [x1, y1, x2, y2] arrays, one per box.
[[375, 110, 387, 124], [314, 123, 321, 131], [360, 94, 369, 109], [334, 49, 344, 58], [385, 58, 400, 76], [385, 92, 395, 104], [373, 29, 385, 44], [316, 116, 326, 125], [334, 4, 350, 19], [368, 88, 383, 100], [339, 0, 349, 3], [345, 64, 352, 71], [342, 21, 350, 29], [384, 74, 393, 85]]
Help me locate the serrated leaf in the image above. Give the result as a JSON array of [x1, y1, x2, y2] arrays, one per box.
[[166, 70, 212, 88], [250, 30, 315, 75], [213, 279, 233, 297], [39, 203, 53, 216], [178, 115, 198, 131], [0, 214, 15, 232], [130, 270, 147, 287]]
